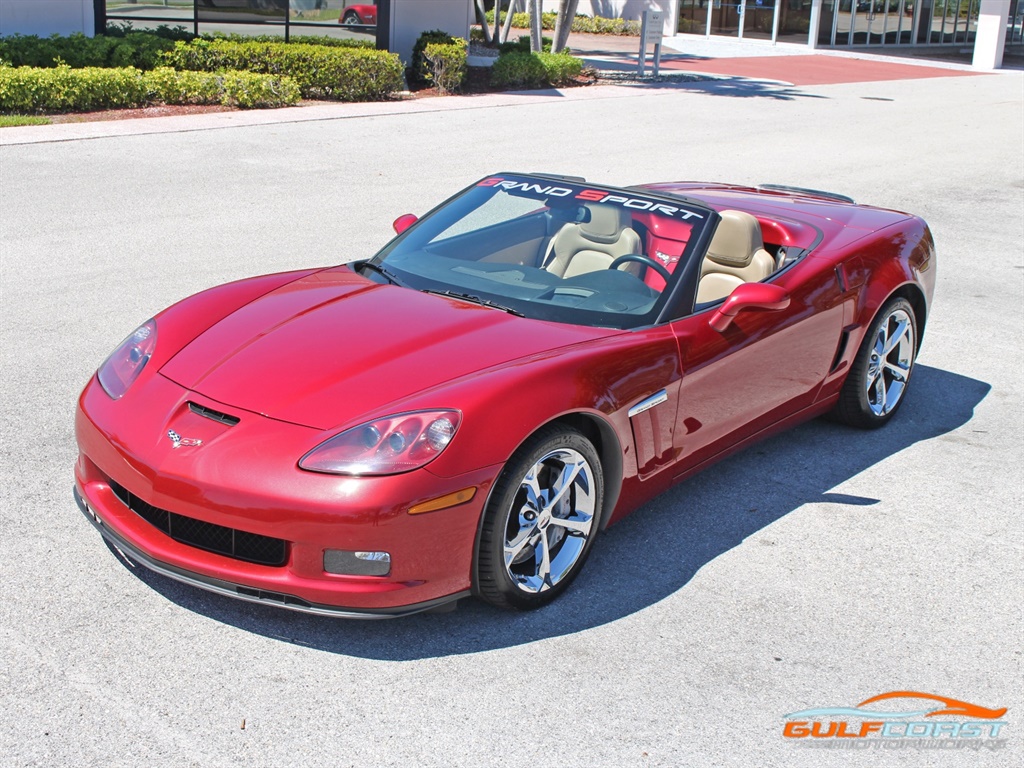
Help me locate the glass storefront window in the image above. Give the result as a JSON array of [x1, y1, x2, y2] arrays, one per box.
[[102, 1, 376, 43]]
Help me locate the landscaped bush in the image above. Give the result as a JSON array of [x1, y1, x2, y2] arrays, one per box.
[[0, 31, 178, 70], [218, 70, 301, 108], [498, 35, 554, 55], [411, 30, 458, 85], [144, 68, 299, 108], [202, 32, 374, 49], [160, 39, 403, 100], [570, 15, 641, 35], [537, 51, 583, 84], [423, 38, 467, 94], [484, 11, 641, 36], [144, 66, 222, 105], [491, 51, 582, 89], [485, 10, 558, 30], [491, 51, 546, 88], [106, 22, 194, 42], [0, 63, 300, 113], [0, 64, 149, 112]]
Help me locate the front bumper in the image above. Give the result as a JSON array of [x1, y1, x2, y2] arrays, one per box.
[[75, 374, 497, 617], [74, 486, 466, 618]]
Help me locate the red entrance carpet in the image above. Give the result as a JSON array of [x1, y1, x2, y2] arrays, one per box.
[[656, 55, 982, 86]]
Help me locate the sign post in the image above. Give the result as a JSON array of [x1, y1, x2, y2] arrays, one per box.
[[638, 10, 665, 77]]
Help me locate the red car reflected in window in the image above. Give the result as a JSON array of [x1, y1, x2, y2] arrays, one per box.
[[339, 0, 376, 25]]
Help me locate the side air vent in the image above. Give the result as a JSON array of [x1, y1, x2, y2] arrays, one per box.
[[188, 402, 240, 426]]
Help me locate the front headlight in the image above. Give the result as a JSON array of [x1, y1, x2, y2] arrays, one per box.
[[97, 319, 157, 399], [299, 410, 461, 476]]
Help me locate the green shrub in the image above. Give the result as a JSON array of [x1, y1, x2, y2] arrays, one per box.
[[491, 51, 583, 89], [201, 32, 373, 49], [484, 10, 640, 35], [424, 38, 467, 94], [537, 51, 583, 85], [160, 39, 403, 101], [106, 22, 195, 42], [571, 15, 641, 35], [143, 66, 222, 105], [491, 51, 547, 88], [498, 35, 554, 55], [0, 64, 299, 113], [220, 70, 301, 108], [0, 31, 178, 71], [411, 29, 457, 85], [485, 10, 557, 30], [0, 64, 149, 112]]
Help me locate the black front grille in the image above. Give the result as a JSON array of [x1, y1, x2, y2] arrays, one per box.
[[109, 480, 287, 567]]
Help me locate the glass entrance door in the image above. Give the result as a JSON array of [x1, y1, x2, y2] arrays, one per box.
[[709, 0, 777, 40], [712, 0, 744, 36]]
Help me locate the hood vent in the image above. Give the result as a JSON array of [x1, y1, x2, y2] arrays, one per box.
[[188, 402, 240, 426]]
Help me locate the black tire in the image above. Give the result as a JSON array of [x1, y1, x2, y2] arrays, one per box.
[[342, 11, 360, 25], [476, 425, 603, 610], [833, 296, 917, 429]]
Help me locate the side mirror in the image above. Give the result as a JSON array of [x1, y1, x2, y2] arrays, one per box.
[[709, 282, 790, 332], [392, 213, 418, 235]]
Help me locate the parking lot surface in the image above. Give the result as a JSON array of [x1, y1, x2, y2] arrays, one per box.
[[1, 67, 1022, 767]]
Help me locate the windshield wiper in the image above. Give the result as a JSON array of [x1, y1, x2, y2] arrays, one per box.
[[422, 289, 524, 317], [358, 261, 408, 288]]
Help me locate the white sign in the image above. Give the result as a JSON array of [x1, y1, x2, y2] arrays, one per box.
[[643, 10, 665, 46]]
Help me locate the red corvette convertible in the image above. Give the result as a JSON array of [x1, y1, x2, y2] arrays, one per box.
[[74, 173, 935, 617], [338, 0, 376, 26]]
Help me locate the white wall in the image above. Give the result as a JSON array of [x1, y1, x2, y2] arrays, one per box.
[[0, 0, 94, 37], [389, 0, 472, 65]]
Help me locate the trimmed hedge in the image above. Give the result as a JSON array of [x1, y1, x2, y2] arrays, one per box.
[[484, 11, 641, 36], [424, 39, 467, 94], [160, 39, 403, 100], [0, 64, 149, 112], [0, 31, 178, 71], [202, 32, 374, 49], [145, 67, 301, 108], [491, 51, 583, 89], [0, 64, 300, 113]]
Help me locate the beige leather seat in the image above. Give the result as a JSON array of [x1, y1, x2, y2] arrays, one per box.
[[544, 204, 642, 279], [696, 210, 775, 303]]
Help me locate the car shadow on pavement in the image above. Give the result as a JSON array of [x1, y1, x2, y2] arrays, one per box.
[[124, 364, 989, 659]]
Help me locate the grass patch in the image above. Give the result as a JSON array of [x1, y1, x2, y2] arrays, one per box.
[[0, 114, 50, 127]]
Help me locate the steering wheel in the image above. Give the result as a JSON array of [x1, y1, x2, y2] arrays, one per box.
[[608, 254, 672, 283]]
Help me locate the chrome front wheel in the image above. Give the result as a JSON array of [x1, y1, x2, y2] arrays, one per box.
[[477, 426, 603, 610]]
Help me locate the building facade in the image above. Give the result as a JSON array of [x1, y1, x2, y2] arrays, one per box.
[[2, 0, 1019, 68]]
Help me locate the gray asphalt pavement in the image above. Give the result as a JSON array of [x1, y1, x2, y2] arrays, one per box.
[[1, 68, 1022, 767]]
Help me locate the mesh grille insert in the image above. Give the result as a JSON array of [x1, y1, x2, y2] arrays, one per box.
[[108, 480, 287, 567]]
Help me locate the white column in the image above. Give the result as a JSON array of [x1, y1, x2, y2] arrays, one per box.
[[972, 0, 1010, 70], [808, 0, 823, 50]]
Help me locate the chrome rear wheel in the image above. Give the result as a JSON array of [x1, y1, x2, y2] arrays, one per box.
[[834, 296, 918, 429]]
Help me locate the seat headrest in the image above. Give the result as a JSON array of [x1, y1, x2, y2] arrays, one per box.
[[579, 204, 632, 245], [706, 210, 765, 268]]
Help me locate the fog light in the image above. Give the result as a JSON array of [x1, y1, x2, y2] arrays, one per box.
[[324, 549, 391, 577]]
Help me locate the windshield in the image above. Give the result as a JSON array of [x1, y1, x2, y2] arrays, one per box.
[[367, 174, 712, 329]]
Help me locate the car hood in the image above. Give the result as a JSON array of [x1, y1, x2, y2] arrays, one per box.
[[160, 266, 613, 430]]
